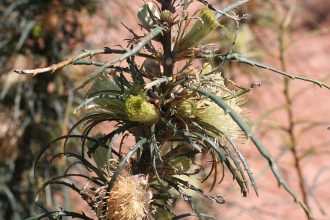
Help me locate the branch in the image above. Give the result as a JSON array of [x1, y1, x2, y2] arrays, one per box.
[[72, 60, 130, 72], [216, 53, 330, 90], [14, 49, 106, 76], [197, 0, 249, 20], [26, 209, 93, 220], [14, 47, 156, 76], [76, 25, 166, 90]]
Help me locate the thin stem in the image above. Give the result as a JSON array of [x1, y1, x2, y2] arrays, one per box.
[[279, 13, 310, 214], [160, 0, 174, 77], [14, 47, 158, 76], [136, 142, 152, 175]]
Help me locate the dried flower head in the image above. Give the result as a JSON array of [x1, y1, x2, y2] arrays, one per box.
[[106, 174, 151, 220], [95, 163, 152, 220]]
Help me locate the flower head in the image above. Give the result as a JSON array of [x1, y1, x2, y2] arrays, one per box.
[[196, 99, 245, 142], [106, 174, 152, 220], [193, 71, 246, 142], [176, 99, 197, 119], [124, 95, 159, 123], [96, 170, 152, 220]]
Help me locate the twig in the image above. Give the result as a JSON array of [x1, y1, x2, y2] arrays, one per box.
[[197, 0, 249, 20], [76, 25, 166, 90], [216, 53, 330, 90], [279, 9, 311, 215], [14, 47, 156, 76], [160, 0, 174, 77], [14, 49, 106, 76], [72, 60, 130, 72]]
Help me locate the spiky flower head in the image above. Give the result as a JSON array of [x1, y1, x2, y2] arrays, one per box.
[[124, 95, 159, 123], [95, 168, 152, 220], [106, 174, 151, 220], [175, 8, 220, 55]]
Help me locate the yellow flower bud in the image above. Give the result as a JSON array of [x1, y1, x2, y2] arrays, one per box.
[[177, 99, 197, 118], [32, 25, 43, 38], [124, 95, 159, 123]]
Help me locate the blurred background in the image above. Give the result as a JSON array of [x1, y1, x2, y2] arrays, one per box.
[[0, 0, 329, 219]]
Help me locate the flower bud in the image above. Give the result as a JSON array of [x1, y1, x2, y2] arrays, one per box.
[[32, 24, 43, 38], [177, 100, 197, 118], [124, 95, 159, 123], [169, 156, 192, 172], [160, 10, 173, 24], [175, 8, 219, 54]]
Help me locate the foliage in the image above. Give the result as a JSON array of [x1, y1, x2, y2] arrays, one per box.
[[14, 0, 330, 219]]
